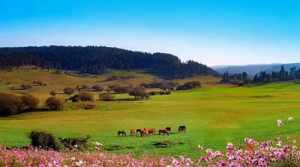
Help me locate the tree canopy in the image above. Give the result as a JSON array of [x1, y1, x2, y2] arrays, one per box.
[[0, 46, 217, 79]]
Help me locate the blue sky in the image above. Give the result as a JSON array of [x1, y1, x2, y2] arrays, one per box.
[[0, 0, 299, 65]]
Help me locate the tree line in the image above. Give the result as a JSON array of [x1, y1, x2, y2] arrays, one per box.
[[0, 46, 217, 79], [221, 66, 300, 85]]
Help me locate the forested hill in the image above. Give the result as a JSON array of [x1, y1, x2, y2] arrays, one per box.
[[0, 46, 217, 79]]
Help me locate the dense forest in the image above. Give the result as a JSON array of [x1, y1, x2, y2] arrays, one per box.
[[0, 46, 217, 79], [221, 66, 300, 85]]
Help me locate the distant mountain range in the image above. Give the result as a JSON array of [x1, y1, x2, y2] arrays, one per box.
[[213, 63, 300, 76]]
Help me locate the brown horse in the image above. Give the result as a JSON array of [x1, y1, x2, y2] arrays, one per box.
[[158, 129, 169, 136], [130, 129, 136, 136], [146, 128, 156, 135]]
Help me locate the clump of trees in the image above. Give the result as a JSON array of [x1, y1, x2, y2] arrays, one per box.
[[0, 93, 39, 116], [128, 87, 149, 100], [0, 46, 217, 79], [177, 81, 201, 90], [109, 85, 132, 94], [222, 66, 300, 85], [45, 97, 64, 111], [141, 81, 177, 90]]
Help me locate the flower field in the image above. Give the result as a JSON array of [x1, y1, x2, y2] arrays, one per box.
[[1, 137, 299, 167]]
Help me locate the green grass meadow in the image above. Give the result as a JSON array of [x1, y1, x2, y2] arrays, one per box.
[[1, 81, 300, 157]]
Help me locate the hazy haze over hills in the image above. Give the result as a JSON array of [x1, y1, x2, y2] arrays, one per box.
[[213, 63, 300, 75]]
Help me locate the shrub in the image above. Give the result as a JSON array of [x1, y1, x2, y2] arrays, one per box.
[[176, 81, 201, 90], [58, 135, 90, 150], [29, 131, 60, 150], [76, 85, 89, 91], [78, 92, 94, 101], [20, 94, 39, 111], [92, 85, 104, 92], [0, 93, 24, 116], [141, 81, 177, 90], [49, 90, 56, 96], [109, 85, 132, 94], [82, 103, 96, 110], [67, 94, 80, 102], [99, 93, 114, 101], [128, 87, 149, 100], [32, 80, 45, 86], [63, 87, 75, 95], [45, 97, 64, 111], [20, 84, 32, 90]]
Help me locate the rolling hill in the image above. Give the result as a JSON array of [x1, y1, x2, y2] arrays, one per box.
[[0, 46, 218, 79]]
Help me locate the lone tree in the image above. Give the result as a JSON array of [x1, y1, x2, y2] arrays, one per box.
[[128, 87, 149, 100], [46, 97, 64, 111]]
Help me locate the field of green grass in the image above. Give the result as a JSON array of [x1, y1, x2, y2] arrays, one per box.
[[0, 69, 300, 158]]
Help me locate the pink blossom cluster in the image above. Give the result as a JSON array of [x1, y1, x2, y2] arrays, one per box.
[[0, 137, 299, 167], [200, 137, 300, 167]]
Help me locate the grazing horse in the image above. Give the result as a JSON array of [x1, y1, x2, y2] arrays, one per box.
[[146, 128, 156, 135], [130, 129, 136, 136], [166, 127, 171, 133], [178, 125, 186, 133], [117, 130, 126, 137], [158, 129, 169, 136]]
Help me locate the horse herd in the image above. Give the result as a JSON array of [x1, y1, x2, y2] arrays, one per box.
[[117, 125, 186, 137]]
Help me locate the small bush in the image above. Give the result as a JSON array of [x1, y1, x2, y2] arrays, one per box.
[[78, 92, 94, 101], [32, 80, 46, 86], [110, 85, 132, 94], [45, 97, 64, 111], [82, 103, 96, 110], [176, 81, 201, 90], [49, 90, 56, 96], [128, 87, 149, 100], [99, 93, 114, 101], [20, 84, 32, 90], [59, 136, 90, 150], [92, 85, 104, 92], [29, 131, 60, 150], [63, 87, 75, 95]]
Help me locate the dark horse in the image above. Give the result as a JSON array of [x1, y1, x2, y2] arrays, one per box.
[[166, 127, 171, 133], [136, 129, 146, 137], [158, 129, 169, 136], [117, 130, 127, 137], [178, 125, 186, 133]]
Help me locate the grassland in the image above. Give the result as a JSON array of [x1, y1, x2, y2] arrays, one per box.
[[0, 69, 300, 158]]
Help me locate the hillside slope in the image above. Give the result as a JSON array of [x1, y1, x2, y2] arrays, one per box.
[[0, 46, 218, 79]]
